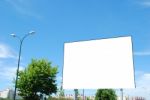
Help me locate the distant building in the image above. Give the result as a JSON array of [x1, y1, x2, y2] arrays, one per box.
[[0, 88, 22, 100], [117, 96, 145, 100], [55, 94, 145, 100], [0, 88, 14, 99]]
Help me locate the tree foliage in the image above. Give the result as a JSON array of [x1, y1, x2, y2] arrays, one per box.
[[95, 89, 117, 100], [17, 59, 58, 100]]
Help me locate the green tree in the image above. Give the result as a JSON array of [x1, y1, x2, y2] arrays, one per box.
[[95, 89, 117, 100], [17, 59, 58, 100]]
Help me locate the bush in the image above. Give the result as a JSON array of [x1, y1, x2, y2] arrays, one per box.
[[95, 89, 117, 100]]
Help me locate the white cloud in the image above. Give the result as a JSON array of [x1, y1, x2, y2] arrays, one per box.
[[142, 1, 150, 6], [0, 66, 24, 80], [123, 71, 150, 99], [137, 0, 150, 7], [57, 76, 62, 82], [0, 43, 25, 89], [0, 67, 16, 80], [56, 76, 63, 88], [0, 43, 17, 59], [5, 0, 41, 19], [134, 51, 150, 56], [135, 70, 144, 77], [0, 60, 24, 90]]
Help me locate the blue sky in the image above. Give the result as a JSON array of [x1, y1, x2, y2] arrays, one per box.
[[0, 0, 150, 99]]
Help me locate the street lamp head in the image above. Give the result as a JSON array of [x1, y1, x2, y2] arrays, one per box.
[[29, 31, 35, 35], [10, 34, 16, 37]]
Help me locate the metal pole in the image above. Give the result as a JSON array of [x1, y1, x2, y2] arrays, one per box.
[[83, 89, 84, 100], [74, 89, 77, 100], [13, 40, 22, 100], [120, 88, 123, 100], [11, 31, 35, 100]]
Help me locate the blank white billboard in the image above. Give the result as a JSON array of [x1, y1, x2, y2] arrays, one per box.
[[63, 36, 135, 89]]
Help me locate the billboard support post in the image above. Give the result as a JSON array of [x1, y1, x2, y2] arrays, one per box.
[[83, 89, 84, 100], [120, 88, 123, 100], [74, 89, 77, 100]]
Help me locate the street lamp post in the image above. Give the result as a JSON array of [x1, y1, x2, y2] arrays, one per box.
[[11, 31, 35, 100]]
